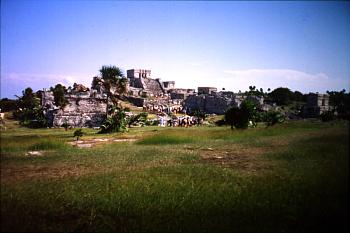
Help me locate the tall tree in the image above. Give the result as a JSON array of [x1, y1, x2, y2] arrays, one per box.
[[52, 84, 69, 109], [17, 87, 37, 110], [327, 89, 350, 118], [268, 87, 293, 106], [14, 87, 47, 128], [99, 65, 127, 116], [224, 100, 258, 130]]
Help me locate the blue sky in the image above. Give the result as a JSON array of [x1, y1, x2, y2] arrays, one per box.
[[1, 0, 349, 98]]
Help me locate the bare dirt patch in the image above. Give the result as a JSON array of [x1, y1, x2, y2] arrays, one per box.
[[195, 131, 327, 173], [191, 139, 290, 174], [1, 163, 95, 184], [198, 146, 277, 174], [67, 138, 138, 148]]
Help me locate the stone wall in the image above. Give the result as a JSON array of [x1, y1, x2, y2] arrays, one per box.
[[198, 87, 217, 95], [170, 92, 186, 100], [127, 69, 151, 79], [143, 78, 164, 95], [183, 95, 206, 113], [183, 93, 265, 114], [162, 81, 175, 91], [42, 90, 107, 127], [205, 95, 233, 114], [302, 93, 330, 117], [126, 96, 147, 107]]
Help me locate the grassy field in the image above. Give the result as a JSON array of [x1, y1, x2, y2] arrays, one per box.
[[1, 117, 349, 232]]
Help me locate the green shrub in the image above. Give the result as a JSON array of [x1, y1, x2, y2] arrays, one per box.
[[266, 110, 285, 126], [127, 112, 148, 127], [215, 119, 226, 126], [225, 100, 258, 129], [73, 129, 84, 141], [320, 111, 335, 122], [99, 110, 127, 133], [61, 121, 70, 131]]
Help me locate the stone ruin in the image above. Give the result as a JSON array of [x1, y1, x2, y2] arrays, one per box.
[[127, 69, 165, 96], [41, 68, 331, 128], [42, 84, 107, 128], [125, 69, 187, 110], [183, 89, 266, 115], [302, 93, 330, 118]]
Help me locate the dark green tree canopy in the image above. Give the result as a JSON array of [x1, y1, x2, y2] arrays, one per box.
[[14, 87, 47, 128], [98, 65, 128, 117], [17, 87, 38, 110], [292, 91, 306, 102], [0, 98, 17, 112], [52, 84, 69, 109], [327, 89, 350, 118], [268, 87, 293, 106], [99, 65, 127, 97], [224, 100, 258, 130]]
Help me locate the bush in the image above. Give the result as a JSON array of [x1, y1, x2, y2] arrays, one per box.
[[61, 121, 70, 131], [215, 119, 226, 126], [225, 100, 258, 130], [73, 129, 84, 141], [99, 109, 127, 133], [265, 110, 285, 126], [320, 111, 335, 122], [145, 119, 159, 126], [127, 112, 148, 127]]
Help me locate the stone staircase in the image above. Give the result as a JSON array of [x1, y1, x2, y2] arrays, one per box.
[[142, 78, 164, 95]]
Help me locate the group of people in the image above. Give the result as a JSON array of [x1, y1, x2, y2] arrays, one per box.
[[143, 104, 184, 115], [158, 115, 202, 127]]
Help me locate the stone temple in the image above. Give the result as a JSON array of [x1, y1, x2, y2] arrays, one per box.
[[42, 69, 182, 127], [41, 68, 331, 128]]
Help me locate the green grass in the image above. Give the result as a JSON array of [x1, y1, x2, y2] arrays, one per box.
[[1, 119, 349, 232]]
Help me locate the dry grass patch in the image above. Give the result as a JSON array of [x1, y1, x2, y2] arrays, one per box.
[[198, 146, 277, 174], [0, 163, 98, 184]]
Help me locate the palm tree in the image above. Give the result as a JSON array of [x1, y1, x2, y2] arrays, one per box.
[[99, 65, 127, 116]]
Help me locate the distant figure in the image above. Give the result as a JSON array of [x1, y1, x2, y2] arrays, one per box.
[[0, 112, 6, 130]]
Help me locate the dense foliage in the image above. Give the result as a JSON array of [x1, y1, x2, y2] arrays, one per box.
[[127, 112, 148, 127], [99, 66, 127, 114], [224, 100, 258, 129], [73, 129, 84, 141], [265, 110, 286, 126], [0, 98, 17, 112], [268, 87, 293, 106], [51, 84, 69, 109], [327, 89, 350, 120], [320, 111, 335, 122], [14, 87, 47, 128], [99, 108, 128, 133]]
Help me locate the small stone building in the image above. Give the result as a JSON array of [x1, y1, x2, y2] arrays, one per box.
[[198, 87, 217, 95], [302, 93, 330, 117], [127, 69, 170, 96], [162, 81, 175, 91]]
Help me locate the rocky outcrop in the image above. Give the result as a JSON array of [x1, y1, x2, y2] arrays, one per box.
[[42, 90, 107, 128]]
